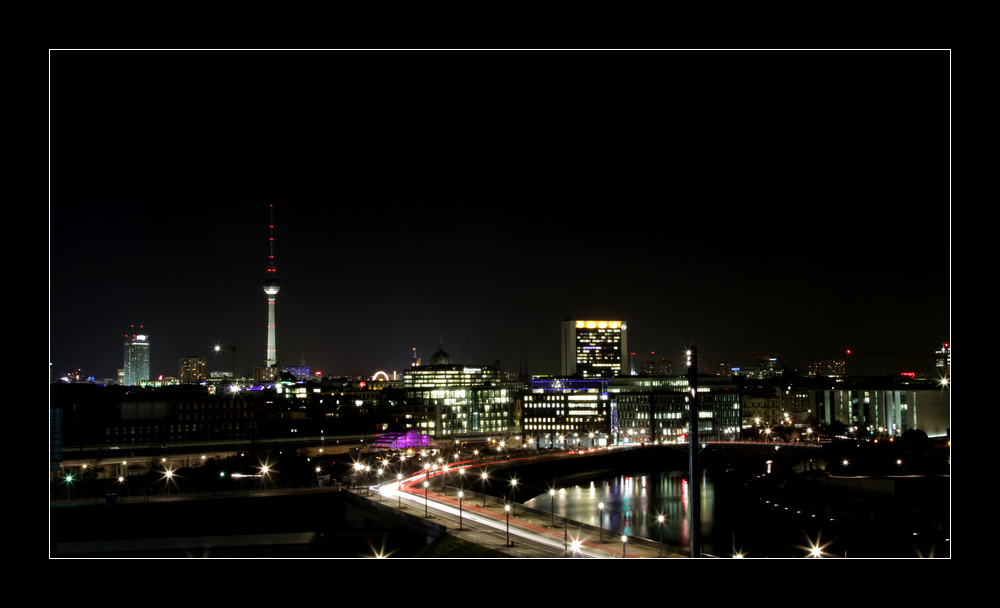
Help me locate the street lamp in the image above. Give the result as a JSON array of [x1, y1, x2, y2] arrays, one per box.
[[354, 462, 364, 491], [63, 472, 74, 501], [458, 490, 464, 530], [424, 480, 430, 517], [263, 464, 274, 492], [505, 503, 511, 546], [658, 514, 665, 557], [481, 471, 488, 507], [549, 488, 556, 527], [598, 501, 605, 542], [397, 473, 403, 508], [509, 478, 518, 516], [622, 534, 628, 557]]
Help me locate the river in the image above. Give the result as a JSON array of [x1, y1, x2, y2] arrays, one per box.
[[522, 468, 950, 558], [522, 470, 737, 556]]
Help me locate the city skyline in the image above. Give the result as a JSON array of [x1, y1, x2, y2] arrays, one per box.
[[49, 50, 951, 382]]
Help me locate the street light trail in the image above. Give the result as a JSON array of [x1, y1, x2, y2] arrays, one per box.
[[373, 470, 630, 558]]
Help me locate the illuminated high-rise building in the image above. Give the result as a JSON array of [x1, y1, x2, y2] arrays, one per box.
[[561, 319, 628, 378], [935, 342, 951, 381], [263, 204, 280, 379], [179, 356, 207, 384], [123, 326, 150, 386]]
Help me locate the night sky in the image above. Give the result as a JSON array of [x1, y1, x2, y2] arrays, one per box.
[[49, 50, 950, 382]]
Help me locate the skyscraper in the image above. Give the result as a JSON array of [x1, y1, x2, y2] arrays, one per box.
[[179, 356, 207, 383], [263, 204, 280, 379], [123, 326, 150, 386], [935, 342, 950, 381], [561, 319, 628, 377]]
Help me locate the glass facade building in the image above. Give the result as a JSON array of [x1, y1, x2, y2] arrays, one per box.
[[608, 376, 741, 443], [523, 376, 609, 449], [561, 319, 628, 377], [401, 346, 520, 439], [123, 333, 150, 387]]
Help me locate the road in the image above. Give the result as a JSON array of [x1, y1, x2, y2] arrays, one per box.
[[368, 458, 687, 558]]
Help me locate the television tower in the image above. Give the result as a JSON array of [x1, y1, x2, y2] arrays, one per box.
[[263, 204, 280, 376]]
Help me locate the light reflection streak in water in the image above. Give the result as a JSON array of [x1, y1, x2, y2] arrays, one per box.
[[524, 471, 716, 550]]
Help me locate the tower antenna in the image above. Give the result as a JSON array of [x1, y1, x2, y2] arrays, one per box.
[[263, 204, 280, 377]]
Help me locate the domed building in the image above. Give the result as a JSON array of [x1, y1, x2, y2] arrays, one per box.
[[427, 340, 452, 366], [401, 341, 519, 441]]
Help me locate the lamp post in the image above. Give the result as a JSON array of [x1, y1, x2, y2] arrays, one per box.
[[63, 472, 74, 501], [505, 503, 511, 546], [481, 471, 488, 507], [622, 534, 628, 557], [424, 480, 430, 517], [509, 478, 517, 516], [458, 490, 464, 530], [598, 501, 605, 542], [260, 465, 270, 493], [687, 346, 701, 559], [658, 514, 665, 557], [397, 473, 403, 508], [549, 488, 556, 527]]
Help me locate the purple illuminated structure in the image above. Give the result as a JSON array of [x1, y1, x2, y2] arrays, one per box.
[[368, 430, 438, 452]]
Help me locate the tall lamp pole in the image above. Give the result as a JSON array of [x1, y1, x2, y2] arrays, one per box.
[[687, 346, 701, 558], [505, 503, 511, 546], [549, 488, 556, 527], [658, 514, 665, 557], [482, 472, 488, 507]]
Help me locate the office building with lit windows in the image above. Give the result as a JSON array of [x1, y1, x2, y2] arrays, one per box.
[[123, 331, 150, 387], [561, 319, 628, 377], [179, 357, 207, 384], [607, 375, 742, 444], [401, 344, 520, 439], [935, 342, 951, 381], [523, 376, 610, 449]]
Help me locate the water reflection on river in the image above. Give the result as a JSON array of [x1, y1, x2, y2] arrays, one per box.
[[523, 471, 723, 554]]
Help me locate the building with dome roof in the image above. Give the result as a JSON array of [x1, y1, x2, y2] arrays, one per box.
[[401, 341, 521, 441], [427, 340, 452, 366]]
